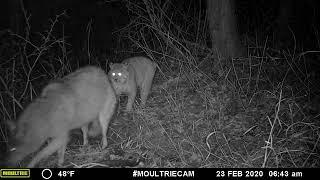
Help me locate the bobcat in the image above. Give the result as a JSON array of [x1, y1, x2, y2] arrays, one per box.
[[108, 56, 157, 111], [6, 66, 117, 167], [83, 57, 157, 140]]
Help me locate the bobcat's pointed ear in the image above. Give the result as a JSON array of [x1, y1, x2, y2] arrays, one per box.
[[109, 62, 114, 69]]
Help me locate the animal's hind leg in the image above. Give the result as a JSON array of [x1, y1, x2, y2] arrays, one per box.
[[99, 95, 117, 149], [27, 133, 69, 168], [140, 71, 155, 107], [81, 125, 89, 146]]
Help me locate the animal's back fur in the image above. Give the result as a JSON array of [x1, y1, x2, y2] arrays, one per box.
[[122, 56, 157, 87]]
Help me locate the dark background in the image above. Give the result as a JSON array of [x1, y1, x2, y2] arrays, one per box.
[[1, 0, 320, 55]]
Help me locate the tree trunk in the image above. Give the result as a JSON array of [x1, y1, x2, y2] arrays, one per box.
[[275, 0, 292, 47], [206, 0, 244, 68]]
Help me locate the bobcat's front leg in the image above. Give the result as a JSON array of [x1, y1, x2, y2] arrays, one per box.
[[126, 89, 137, 111]]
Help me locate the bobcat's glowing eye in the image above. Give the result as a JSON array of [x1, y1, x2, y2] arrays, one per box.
[[117, 72, 122, 76], [112, 72, 116, 76]]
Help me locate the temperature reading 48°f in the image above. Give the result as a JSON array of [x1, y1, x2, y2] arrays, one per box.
[[58, 170, 75, 178]]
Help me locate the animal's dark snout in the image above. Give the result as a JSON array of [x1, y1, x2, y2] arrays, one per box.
[[114, 77, 121, 83]]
